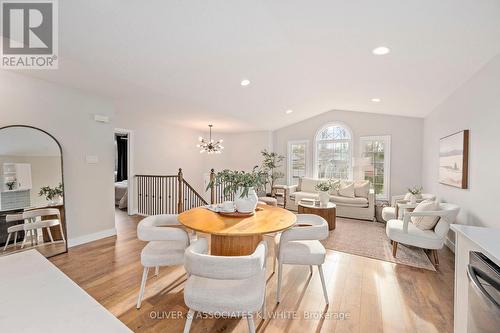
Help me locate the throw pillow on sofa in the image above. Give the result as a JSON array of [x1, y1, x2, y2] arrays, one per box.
[[338, 181, 355, 198], [354, 180, 370, 198], [411, 200, 440, 230], [329, 179, 340, 195], [300, 177, 318, 193]]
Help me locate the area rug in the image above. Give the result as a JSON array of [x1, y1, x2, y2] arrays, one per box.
[[321, 217, 436, 271]]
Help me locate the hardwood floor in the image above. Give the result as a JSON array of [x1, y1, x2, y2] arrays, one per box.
[[49, 209, 455, 333]]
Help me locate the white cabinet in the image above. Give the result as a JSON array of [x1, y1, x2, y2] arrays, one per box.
[[2, 163, 32, 191]]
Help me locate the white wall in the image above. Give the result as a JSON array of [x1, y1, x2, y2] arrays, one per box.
[[422, 54, 500, 237], [115, 111, 206, 190], [0, 71, 116, 244], [273, 110, 423, 198]]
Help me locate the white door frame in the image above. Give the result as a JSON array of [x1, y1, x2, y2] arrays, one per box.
[[114, 128, 135, 215]]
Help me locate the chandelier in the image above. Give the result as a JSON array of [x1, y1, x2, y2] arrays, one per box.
[[197, 125, 224, 154]]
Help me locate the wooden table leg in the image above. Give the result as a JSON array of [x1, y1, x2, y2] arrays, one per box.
[[210, 234, 263, 256]]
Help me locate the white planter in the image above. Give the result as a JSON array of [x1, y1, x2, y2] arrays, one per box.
[[408, 194, 417, 204], [318, 190, 330, 206], [234, 187, 258, 213]]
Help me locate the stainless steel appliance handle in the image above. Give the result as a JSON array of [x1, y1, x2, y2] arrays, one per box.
[[467, 264, 500, 309]]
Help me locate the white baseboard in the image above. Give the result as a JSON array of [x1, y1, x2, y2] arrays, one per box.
[[445, 237, 455, 253], [68, 228, 117, 248]]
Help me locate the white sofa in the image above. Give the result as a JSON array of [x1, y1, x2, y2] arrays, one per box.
[[285, 177, 375, 221]]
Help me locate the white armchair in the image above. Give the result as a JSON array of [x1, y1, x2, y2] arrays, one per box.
[[274, 214, 329, 304], [136, 214, 191, 309], [385, 202, 460, 265], [382, 193, 436, 222], [183, 238, 267, 333]]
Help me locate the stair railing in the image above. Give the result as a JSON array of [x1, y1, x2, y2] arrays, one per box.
[[135, 168, 207, 216]]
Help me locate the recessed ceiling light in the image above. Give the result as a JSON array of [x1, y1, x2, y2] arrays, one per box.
[[371, 98, 381, 103], [286, 109, 293, 114], [240, 79, 250, 86], [372, 46, 390, 55]]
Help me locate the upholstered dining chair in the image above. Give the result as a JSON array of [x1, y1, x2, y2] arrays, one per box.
[[382, 193, 436, 222], [136, 214, 191, 309], [182, 238, 267, 333], [274, 214, 329, 304], [386, 202, 460, 265]]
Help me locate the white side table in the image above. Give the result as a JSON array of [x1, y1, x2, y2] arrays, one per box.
[[396, 202, 418, 219]]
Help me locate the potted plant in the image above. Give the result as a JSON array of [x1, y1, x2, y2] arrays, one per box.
[[5, 180, 16, 191], [39, 183, 64, 205], [406, 186, 423, 204], [315, 181, 333, 206], [260, 150, 285, 196], [207, 167, 266, 213]]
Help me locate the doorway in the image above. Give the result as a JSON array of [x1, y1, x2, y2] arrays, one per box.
[[114, 129, 134, 216]]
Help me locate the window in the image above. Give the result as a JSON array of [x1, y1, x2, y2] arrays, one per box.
[[314, 123, 352, 179], [287, 140, 308, 185], [360, 135, 391, 200]]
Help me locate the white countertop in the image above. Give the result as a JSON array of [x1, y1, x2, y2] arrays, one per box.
[[0, 250, 132, 332], [451, 224, 500, 266]]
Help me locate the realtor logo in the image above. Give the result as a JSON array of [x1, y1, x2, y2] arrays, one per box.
[[1, 0, 58, 69]]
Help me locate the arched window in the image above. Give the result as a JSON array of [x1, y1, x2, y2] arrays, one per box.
[[314, 122, 352, 179]]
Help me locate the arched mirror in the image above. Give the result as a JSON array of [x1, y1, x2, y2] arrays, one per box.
[[0, 125, 66, 257]]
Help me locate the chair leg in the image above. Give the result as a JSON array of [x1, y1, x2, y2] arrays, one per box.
[[261, 286, 267, 320], [136, 267, 149, 309], [34, 229, 39, 245], [58, 223, 66, 242], [30, 230, 34, 246], [309, 265, 313, 275], [392, 241, 398, 257], [276, 262, 283, 303], [318, 265, 329, 305], [246, 313, 256, 333], [21, 231, 27, 249], [433, 250, 440, 266], [3, 233, 11, 251], [155, 266, 159, 276], [46, 227, 54, 243], [183, 309, 195, 333], [14, 231, 18, 247]]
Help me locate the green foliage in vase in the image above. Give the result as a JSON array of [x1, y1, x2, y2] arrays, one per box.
[[315, 180, 334, 192], [260, 149, 285, 193], [407, 186, 423, 195], [5, 181, 16, 190], [207, 167, 267, 198], [39, 183, 64, 201]]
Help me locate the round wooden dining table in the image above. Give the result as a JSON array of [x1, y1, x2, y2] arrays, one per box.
[[178, 204, 296, 256]]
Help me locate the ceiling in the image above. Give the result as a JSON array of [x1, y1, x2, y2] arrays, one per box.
[[14, 0, 500, 131]]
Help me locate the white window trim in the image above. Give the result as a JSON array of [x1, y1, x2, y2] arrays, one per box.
[[313, 121, 353, 180], [287, 140, 309, 185], [359, 135, 391, 201]]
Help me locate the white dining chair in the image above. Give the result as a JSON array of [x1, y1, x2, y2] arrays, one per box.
[[274, 214, 329, 304], [3, 213, 25, 251], [183, 238, 267, 333], [21, 208, 65, 247], [136, 214, 192, 309]]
